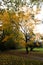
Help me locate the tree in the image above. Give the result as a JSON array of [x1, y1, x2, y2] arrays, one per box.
[[0, 10, 21, 50], [18, 2, 42, 53], [0, 0, 43, 52]]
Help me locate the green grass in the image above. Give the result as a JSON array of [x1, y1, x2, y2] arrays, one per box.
[[33, 48, 43, 51], [18, 48, 43, 52]]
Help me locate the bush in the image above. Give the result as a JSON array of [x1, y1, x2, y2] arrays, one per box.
[[0, 38, 21, 51]]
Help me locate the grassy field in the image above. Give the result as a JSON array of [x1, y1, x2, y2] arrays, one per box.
[[19, 48, 43, 51], [0, 48, 43, 65], [33, 48, 43, 51]]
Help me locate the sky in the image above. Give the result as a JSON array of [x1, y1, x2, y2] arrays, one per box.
[[0, 0, 2, 2], [33, 5, 43, 34], [33, 23, 43, 34]]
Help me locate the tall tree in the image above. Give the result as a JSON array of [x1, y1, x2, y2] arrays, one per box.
[[0, 0, 43, 52]]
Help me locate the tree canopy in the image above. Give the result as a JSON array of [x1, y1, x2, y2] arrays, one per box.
[[0, 0, 43, 51]]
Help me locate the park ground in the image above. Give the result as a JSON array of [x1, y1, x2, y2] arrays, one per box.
[[0, 48, 43, 65]]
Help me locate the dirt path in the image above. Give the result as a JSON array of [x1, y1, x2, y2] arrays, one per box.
[[1, 50, 43, 61]]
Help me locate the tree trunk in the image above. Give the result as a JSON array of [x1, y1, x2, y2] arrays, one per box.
[[25, 33, 28, 54], [30, 47, 33, 51], [26, 45, 28, 54]]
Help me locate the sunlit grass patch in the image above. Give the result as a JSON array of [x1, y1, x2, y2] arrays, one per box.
[[33, 48, 43, 52], [18, 48, 43, 51]]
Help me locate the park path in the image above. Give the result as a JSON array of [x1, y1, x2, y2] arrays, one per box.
[[1, 50, 43, 61]]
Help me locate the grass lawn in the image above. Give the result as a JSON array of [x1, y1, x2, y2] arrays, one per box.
[[18, 48, 43, 52]]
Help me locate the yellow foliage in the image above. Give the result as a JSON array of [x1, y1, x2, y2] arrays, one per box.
[[0, 14, 3, 20], [9, 34, 14, 38], [2, 12, 9, 23], [19, 40, 26, 47], [0, 26, 3, 30], [2, 36, 9, 42], [36, 42, 40, 46], [12, 14, 19, 22], [23, 15, 30, 20], [2, 34, 14, 42]]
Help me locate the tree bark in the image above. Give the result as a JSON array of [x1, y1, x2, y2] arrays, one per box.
[[30, 47, 33, 51], [25, 33, 28, 54], [26, 45, 28, 54]]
